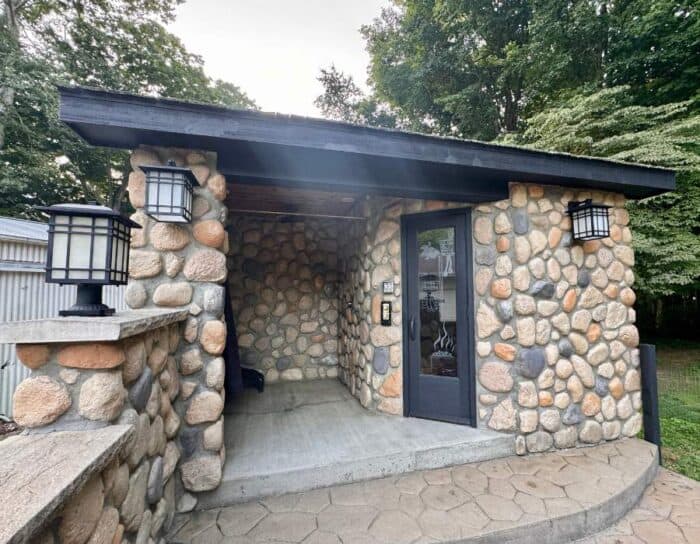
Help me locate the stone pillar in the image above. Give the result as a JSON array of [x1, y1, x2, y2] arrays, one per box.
[[125, 147, 229, 502]]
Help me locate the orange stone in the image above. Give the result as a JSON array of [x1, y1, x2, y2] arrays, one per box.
[[127, 171, 145, 208], [582, 392, 601, 416], [494, 343, 516, 362], [538, 391, 553, 407], [371, 294, 382, 324], [490, 278, 512, 299], [379, 370, 402, 398], [586, 323, 602, 343], [604, 284, 619, 299], [548, 227, 562, 248], [193, 220, 225, 248], [57, 342, 125, 369], [527, 185, 544, 198], [496, 236, 510, 252], [620, 287, 636, 306], [609, 377, 624, 399], [583, 240, 601, 254], [562, 289, 577, 313], [16, 344, 51, 369], [425, 200, 447, 211]]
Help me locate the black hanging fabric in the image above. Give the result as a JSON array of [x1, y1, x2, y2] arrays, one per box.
[[223, 281, 244, 398]]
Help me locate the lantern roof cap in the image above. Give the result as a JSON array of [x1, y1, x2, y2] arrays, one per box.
[[36, 203, 142, 228], [138, 163, 200, 186]]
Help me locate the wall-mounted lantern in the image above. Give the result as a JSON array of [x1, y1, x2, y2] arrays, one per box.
[[140, 161, 199, 223], [38, 203, 141, 317], [567, 199, 611, 241]]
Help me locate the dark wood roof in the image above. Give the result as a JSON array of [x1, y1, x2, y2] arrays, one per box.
[[58, 85, 675, 201]]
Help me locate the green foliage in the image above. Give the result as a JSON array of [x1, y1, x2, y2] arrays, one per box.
[[0, 0, 256, 219], [507, 86, 700, 297]]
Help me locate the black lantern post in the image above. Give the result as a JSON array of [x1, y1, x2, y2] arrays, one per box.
[[37, 203, 141, 317], [140, 161, 199, 223], [567, 199, 611, 241]]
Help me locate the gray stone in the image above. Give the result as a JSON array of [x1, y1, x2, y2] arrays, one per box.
[[529, 280, 555, 298], [526, 431, 553, 453], [512, 209, 529, 235], [516, 348, 546, 378], [128, 367, 153, 412], [147, 456, 164, 504], [372, 347, 390, 375], [496, 300, 514, 322], [180, 427, 201, 458], [594, 375, 609, 397], [121, 460, 150, 531], [562, 404, 583, 425], [203, 285, 225, 314], [242, 259, 265, 280], [476, 246, 496, 266], [276, 356, 292, 371], [135, 508, 152, 544], [577, 269, 591, 287], [558, 338, 574, 358]]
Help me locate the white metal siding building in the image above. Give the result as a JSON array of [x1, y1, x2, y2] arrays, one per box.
[[0, 217, 126, 417]]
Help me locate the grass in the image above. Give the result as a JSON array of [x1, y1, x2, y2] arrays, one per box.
[[653, 338, 700, 480]]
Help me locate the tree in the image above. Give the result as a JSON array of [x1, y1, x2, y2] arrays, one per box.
[[314, 66, 400, 129], [506, 86, 700, 299], [0, 0, 256, 219]]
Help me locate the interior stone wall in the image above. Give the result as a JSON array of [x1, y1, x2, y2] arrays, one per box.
[[12, 319, 185, 542], [124, 146, 229, 503], [473, 183, 641, 454], [227, 214, 341, 382]]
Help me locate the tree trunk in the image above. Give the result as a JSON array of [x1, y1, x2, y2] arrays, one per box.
[[0, 0, 20, 151]]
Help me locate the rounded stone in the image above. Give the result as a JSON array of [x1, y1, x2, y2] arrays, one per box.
[[185, 391, 224, 424], [519, 410, 538, 433], [579, 420, 603, 444], [619, 325, 639, 347], [515, 348, 545, 378], [129, 250, 162, 279], [206, 173, 227, 201], [202, 285, 225, 314], [125, 282, 148, 309], [58, 474, 104, 544], [58, 342, 125, 370], [181, 455, 223, 492], [184, 249, 227, 283], [478, 362, 514, 393], [206, 357, 225, 390], [526, 431, 553, 453], [16, 344, 51, 369], [517, 381, 538, 408], [193, 220, 225, 248], [151, 223, 190, 251], [200, 320, 226, 355], [79, 371, 125, 421], [582, 392, 601, 416], [540, 409, 561, 432], [13, 376, 71, 428], [562, 403, 583, 425], [622, 413, 642, 436], [153, 282, 193, 306], [203, 419, 224, 451]]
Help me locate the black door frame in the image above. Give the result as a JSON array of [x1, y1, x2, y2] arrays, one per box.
[[400, 207, 477, 426]]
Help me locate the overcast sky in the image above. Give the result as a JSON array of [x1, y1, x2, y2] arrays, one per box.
[[169, 0, 389, 117]]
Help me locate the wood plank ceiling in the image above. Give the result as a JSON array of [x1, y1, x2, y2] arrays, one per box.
[[226, 182, 362, 220]]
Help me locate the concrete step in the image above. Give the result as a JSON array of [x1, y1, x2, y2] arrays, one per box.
[[197, 380, 515, 508], [172, 438, 660, 544]]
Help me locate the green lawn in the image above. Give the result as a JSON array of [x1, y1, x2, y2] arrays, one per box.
[[654, 338, 700, 480]]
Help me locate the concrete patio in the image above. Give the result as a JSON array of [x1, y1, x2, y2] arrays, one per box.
[[170, 438, 668, 543], [197, 380, 514, 508]]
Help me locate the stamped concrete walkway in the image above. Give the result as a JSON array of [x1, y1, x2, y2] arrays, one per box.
[[168, 438, 685, 544]]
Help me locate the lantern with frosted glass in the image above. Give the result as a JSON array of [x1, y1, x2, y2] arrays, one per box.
[[140, 161, 199, 223], [38, 203, 141, 316], [567, 199, 611, 241]]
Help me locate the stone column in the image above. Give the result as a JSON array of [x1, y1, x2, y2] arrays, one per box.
[[125, 146, 229, 502]]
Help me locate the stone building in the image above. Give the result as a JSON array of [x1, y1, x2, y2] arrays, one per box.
[[0, 86, 674, 542]]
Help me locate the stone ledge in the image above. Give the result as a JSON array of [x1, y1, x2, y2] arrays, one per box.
[[0, 425, 133, 544], [0, 309, 188, 344]]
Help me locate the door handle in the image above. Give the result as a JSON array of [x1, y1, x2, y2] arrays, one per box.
[[409, 316, 416, 341]]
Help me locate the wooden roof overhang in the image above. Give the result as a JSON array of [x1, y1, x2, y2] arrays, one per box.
[[58, 86, 675, 205]]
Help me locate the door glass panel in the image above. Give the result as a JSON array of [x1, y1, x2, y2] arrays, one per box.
[[417, 227, 457, 377]]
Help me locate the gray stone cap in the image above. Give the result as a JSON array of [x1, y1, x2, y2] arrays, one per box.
[[0, 308, 188, 344], [0, 425, 133, 544]]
